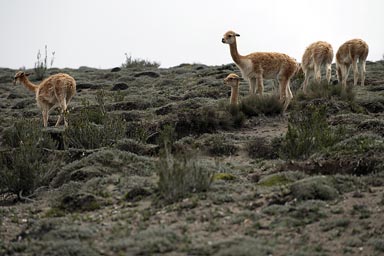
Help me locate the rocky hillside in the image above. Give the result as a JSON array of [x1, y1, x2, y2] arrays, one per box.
[[1, 61, 384, 255]]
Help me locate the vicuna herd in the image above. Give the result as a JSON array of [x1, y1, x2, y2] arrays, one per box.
[[12, 31, 369, 127], [222, 30, 369, 109]]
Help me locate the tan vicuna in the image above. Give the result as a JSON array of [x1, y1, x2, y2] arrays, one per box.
[[224, 73, 241, 105], [13, 71, 76, 127], [336, 39, 369, 89], [301, 41, 333, 93], [222, 30, 298, 111]]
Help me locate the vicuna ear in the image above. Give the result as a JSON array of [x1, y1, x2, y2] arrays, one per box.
[[236, 34, 240, 37], [25, 73, 31, 77]]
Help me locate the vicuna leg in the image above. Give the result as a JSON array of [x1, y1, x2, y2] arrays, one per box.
[[55, 114, 64, 127], [326, 64, 332, 84], [360, 60, 367, 86], [339, 64, 349, 89], [249, 78, 257, 95], [55, 100, 68, 127], [42, 109, 49, 128], [54, 88, 69, 127], [314, 63, 321, 83], [303, 69, 313, 93], [256, 76, 264, 95], [284, 80, 293, 111], [351, 59, 359, 86], [278, 77, 288, 103]]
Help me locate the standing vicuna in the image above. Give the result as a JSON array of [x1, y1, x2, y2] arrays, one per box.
[[301, 41, 334, 93], [222, 30, 298, 111], [13, 71, 76, 127], [336, 39, 369, 89], [224, 73, 241, 105]]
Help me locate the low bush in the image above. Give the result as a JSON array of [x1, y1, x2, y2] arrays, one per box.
[[64, 93, 126, 149], [280, 105, 345, 159], [172, 104, 245, 138], [34, 45, 55, 80], [65, 114, 126, 149], [157, 149, 214, 203], [247, 137, 279, 159], [0, 119, 59, 198], [290, 176, 339, 201], [205, 135, 238, 156], [296, 81, 355, 102], [121, 53, 160, 69], [239, 94, 283, 117], [175, 106, 231, 135]]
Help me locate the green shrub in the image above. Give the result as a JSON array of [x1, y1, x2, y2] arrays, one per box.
[[258, 173, 293, 187], [247, 137, 279, 159], [174, 105, 245, 137], [320, 218, 350, 232], [65, 114, 126, 149], [0, 119, 59, 198], [34, 45, 55, 80], [3, 119, 56, 149], [296, 81, 355, 102], [111, 227, 182, 254], [122, 53, 160, 69], [64, 93, 126, 149], [157, 150, 214, 203], [280, 105, 345, 159], [290, 176, 339, 201], [329, 133, 384, 155], [213, 173, 237, 181], [157, 124, 176, 151], [205, 135, 238, 156], [227, 104, 246, 128], [239, 94, 283, 117], [126, 121, 153, 143], [370, 239, 384, 252], [174, 106, 227, 136]]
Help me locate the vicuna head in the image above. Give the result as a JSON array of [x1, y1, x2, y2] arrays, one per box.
[[224, 73, 240, 87], [224, 73, 241, 105], [13, 71, 31, 86], [222, 31, 240, 45]]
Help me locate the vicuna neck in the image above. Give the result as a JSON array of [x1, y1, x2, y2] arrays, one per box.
[[20, 77, 38, 92], [229, 41, 242, 65], [230, 86, 239, 105]]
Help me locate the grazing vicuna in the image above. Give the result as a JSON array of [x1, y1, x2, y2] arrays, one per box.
[[336, 39, 369, 89], [224, 73, 241, 105], [13, 71, 76, 127], [222, 30, 298, 111], [301, 41, 333, 93]]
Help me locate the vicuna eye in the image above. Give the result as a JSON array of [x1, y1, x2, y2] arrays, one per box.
[[228, 35, 232, 38]]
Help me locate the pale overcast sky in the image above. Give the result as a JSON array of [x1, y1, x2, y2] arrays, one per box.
[[0, 0, 383, 69]]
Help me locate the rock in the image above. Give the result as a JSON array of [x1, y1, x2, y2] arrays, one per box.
[[7, 93, 23, 99], [111, 67, 121, 72], [69, 167, 104, 182], [134, 71, 160, 78], [360, 101, 384, 113], [248, 173, 261, 183], [76, 83, 104, 90], [76, 83, 94, 90], [111, 82, 129, 91], [125, 187, 151, 202], [59, 193, 101, 212]]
